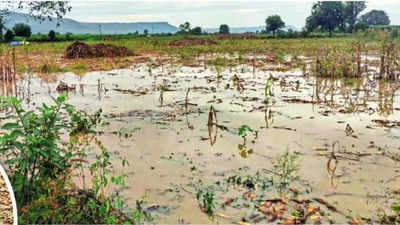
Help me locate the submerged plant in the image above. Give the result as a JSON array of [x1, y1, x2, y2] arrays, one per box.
[[196, 185, 216, 219], [379, 39, 400, 80], [238, 125, 257, 158], [264, 75, 276, 128], [159, 84, 168, 107], [215, 65, 223, 80], [207, 106, 218, 146], [314, 40, 367, 78], [272, 151, 300, 192]]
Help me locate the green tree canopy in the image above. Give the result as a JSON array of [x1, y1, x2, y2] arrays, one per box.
[[344, 1, 367, 32], [219, 24, 230, 34], [48, 30, 56, 41], [265, 15, 285, 36], [190, 26, 202, 35], [13, 23, 32, 38], [0, 17, 4, 40], [1, 1, 71, 25], [178, 22, 191, 34], [360, 10, 390, 26], [305, 1, 345, 37]]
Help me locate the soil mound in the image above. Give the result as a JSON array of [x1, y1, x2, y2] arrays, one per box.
[[168, 37, 218, 47], [65, 41, 134, 59], [216, 34, 259, 40]]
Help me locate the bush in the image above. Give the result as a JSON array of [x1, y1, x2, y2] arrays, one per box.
[[66, 32, 73, 41], [4, 29, 14, 42], [0, 94, 151, 224], [354, 21, 369, 32], [12, 23, 31, 38], [48, 30, 56, 41], [391, 28, 400, 39], [191, 26, 202, 35], [219, 24, 230, 34]]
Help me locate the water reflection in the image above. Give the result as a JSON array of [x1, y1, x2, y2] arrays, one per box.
[[0, 80, 17, 98], [207, 105, 218, 146], [264, 104, 274, 128]]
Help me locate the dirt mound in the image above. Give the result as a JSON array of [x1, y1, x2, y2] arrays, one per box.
[[216, 34, 259, 40], [65, 41, 134, 59], [168, 37, 218, 47]]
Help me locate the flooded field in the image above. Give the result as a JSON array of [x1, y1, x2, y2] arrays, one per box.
[[4, 58, 400, 223]]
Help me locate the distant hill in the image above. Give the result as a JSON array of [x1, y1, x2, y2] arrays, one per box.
[[4, 12, 298, 35], [4, 12, 178, 34]]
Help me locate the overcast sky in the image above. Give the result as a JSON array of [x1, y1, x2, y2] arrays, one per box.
[[65, 1, 400, 29]]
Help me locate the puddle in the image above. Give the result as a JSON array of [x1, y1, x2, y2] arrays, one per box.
[[2, 63, 400, 223]]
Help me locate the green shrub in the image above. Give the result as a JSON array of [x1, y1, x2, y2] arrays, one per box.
[[13, 23, 32, 38], [4, 29, 14, 42], [0, 94, 151, 224]]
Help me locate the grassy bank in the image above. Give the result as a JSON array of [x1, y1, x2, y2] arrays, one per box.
[[0, 35, 362, 75], [1, 31, 397, 75]]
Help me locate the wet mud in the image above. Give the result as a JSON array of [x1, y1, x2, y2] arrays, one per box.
[[2, 61, 400, 223]]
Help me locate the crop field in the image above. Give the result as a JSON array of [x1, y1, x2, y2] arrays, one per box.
[[2, 32, 400, 224]]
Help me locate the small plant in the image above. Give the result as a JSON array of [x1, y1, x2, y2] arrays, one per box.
[[272, 151, 300, 192], [207, 106, 218, 146], [159, 84, 167, 107], [196, 185, 216, 219], [238, 125, 257, 158], [132, 196, 153, 224], [378, 198, 400, 224], [265, 75, 275, 98], [215, 65, 223, 80]]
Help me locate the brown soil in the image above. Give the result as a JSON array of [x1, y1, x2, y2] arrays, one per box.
[[0, 173, 13, 225], [65, 41, 134, 59], [168, 37, 218, 47], [216, 34, 259, 40]]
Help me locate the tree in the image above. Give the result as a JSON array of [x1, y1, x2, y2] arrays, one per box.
[[48, 30, 56, 41], [305, 1, 345, 37], [265, 15, 285, 37], [4, 29, 14, 42], [354, 21, 369, 32], [344, 1, 366, 33], [360, 10, 390, 26], [1, 1, 71, 24], [13, 23, 32, 38], [143, 29, 148, 35], [191, 26, 202, 35], [0, 17, 4, 41], [219, 24, 230, 34], [178, 22, 191, 34], [65, 32, 72, 40]]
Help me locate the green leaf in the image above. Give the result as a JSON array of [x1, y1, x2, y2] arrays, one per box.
[[56, 93, 68, 104], [2, 123, 19, 130], [238, 125, 253, 136], [88, 199, 96, 210]]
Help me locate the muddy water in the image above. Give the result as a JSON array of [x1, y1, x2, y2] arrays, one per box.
[[3, 64, 400, 223]]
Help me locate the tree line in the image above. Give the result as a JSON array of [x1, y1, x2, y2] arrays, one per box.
[[175, 1, 389, 37], [305, 1, 389, 36]]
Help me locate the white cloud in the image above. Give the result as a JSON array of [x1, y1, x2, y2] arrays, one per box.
[[65, 0, 400, 28]]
